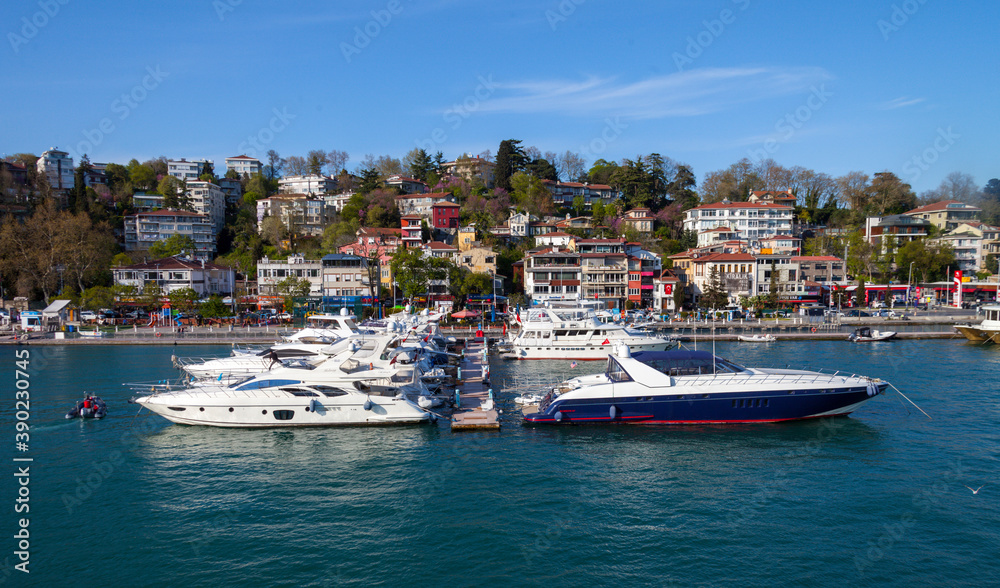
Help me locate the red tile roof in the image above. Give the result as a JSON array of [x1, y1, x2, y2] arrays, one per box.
[[791, 256, 843, 262], [692, 201, 792, 210], [118, 256, 231, 271], [395, 191, 453, 200], [905, 200, 981, 214], [431, 201, 460, 207]]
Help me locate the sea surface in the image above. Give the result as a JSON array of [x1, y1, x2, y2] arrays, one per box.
[[2, 340, 998, 587]]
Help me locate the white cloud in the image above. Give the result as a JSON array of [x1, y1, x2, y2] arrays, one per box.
[[879, 96, 926, 110], [474, 67, 834, 119]]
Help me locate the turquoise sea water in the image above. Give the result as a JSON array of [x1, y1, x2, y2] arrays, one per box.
[[1, 341, 998, 587]]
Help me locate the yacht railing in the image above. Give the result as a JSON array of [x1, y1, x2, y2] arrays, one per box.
[[667, 369, 870, 388]]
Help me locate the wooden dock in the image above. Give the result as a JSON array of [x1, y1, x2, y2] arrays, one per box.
[[450, 339, 500, 431]]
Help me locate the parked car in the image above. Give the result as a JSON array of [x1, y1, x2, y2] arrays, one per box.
[[276, 312, 292, 320], [80, 310, 98, 322], [845, 310, 871, 317]]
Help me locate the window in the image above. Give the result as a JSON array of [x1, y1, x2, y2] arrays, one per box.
[[273, 410, 294, 420]]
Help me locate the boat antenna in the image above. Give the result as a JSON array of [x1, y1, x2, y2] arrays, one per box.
[[712, 311, 717, 375]]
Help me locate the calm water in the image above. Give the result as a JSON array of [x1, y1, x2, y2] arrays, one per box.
[[2, 341, 998, 587]]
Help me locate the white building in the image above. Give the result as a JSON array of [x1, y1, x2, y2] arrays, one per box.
[[257, 254, 323, 297], [113, 256, 235, 296], [185, 181, 226, 233], [279, 174, 337, 195], [36, 148, 74, 192], [256, 194, 330, 236], [682, 201, 793, 242], [123, 210, 217, 261], [168, 159, 213, 181], [224, 155, 262, 177]]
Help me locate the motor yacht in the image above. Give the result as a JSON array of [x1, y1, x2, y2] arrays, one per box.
[[522, 345, 887, 424], [504, 303, 674, 360]]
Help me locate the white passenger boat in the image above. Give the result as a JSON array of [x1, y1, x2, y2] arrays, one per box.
[[954, 304, 1000, 343], [504, 303, 674, 360], [737, 334, 776, 342], [847, 327, 896, 342]]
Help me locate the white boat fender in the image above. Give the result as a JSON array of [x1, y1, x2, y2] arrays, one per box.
[[428, 413, 437, 422], [363, 399, 373, 411], [555, 411, 563, 422], [609, 405, 618, 419]]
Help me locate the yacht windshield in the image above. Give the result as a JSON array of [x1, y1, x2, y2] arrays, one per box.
[[633, 351, 747, 376]]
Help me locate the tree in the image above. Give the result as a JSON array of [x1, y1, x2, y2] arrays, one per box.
[[390, 247, 430, 301], [285, 155, 307, 176], [855, 278, 866, 308], [869, 172, 917, 216], [168, 287, 199, 314], [495, 139, 526, 191], [326, 149, 349, 176], [509, 172, 554, 217], [404, 148, 434, 182], [525, 157, 558, 181], [80, 285, 115, 310], [149, 234, 196, 258], [158, 176, 187, 209], [265, 150, 284, 180], [306, 150, 328, 176], [200, 295, 233, 318], [572, 195, 587, 217], [557, 151, 586, 182], [701, 265, 729, 309], [895, 238, 955, 283], [666, 164, 699, 210], [127, 159, 157, 192], [138, 281, 163, 312]]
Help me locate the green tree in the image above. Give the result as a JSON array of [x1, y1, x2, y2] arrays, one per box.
[[701, 265, 729, 309], [149, 234, 196, 258], [138, 281, 163, 312], [766, 260, 780, 307], [80, 285, 115, 310], [495, 139, 526, 192], [127, 159, 156, 192], [405, 148, 434, 182], [200, 295, 233, 318], [572, 195, 586, 217], [158, 176, 187, 209], [855, 278, 866, 308], [168, 287, 199, 314]]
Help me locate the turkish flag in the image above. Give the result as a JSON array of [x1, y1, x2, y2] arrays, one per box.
[[602, 338, 610, 345], [665, 284, 673, 295]]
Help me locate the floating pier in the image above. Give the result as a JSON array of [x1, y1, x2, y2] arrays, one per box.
[[450, 339, 500, 431]]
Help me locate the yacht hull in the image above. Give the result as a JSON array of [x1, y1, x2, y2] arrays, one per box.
[[506, 341, 671, 360], [136, 395, 430, 427], [524, 383, 886, 424]]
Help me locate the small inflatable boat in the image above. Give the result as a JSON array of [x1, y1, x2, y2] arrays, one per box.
[[66, 396, 108, 419]]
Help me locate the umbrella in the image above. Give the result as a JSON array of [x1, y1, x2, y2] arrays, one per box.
[[450, 309, 481, 319]]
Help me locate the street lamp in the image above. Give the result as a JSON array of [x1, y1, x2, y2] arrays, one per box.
[[907, 261, 915, 310]]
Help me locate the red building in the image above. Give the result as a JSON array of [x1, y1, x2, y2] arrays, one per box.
[[432, 201, 460, 229], [400, 215, 423, 247]]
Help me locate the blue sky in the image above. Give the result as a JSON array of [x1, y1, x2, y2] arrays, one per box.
[[3, 0, 997, 193]]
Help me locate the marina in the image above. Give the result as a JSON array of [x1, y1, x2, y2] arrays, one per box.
[[5, 339, 998, 586]]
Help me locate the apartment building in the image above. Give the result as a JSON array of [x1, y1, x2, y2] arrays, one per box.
[[257, 254, 323, 296], [278, 174, 337, 195], [123, 209, 217, 261], [185, 180, 226, 232], [167, 158, 213, 181], [682, 201, 793, 241], [36, 148, 74, 193], [224, 155, 262, 177]]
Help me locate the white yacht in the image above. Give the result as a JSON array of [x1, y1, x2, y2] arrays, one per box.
[[955, 304, 1000, 343], [505, 303, 674, 360], [131, 379, 430, 427]]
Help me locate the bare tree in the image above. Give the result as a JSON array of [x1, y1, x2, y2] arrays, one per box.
[[285, 156, 307, 176], [326, 149, 349, 175], [558, 150, 586, 182]]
